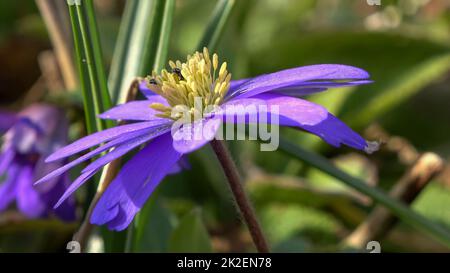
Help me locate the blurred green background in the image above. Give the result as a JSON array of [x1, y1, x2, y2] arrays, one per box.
[[0, 0, 450, 253]]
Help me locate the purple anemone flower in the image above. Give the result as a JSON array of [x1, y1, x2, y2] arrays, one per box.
[[0, 104, 76, 221], [36, 48, 377, 231], [0, 110, 17, 134]]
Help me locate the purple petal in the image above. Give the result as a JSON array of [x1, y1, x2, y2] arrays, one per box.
[[4, 118, 40, 154], [33, 157, 66, 193], [91, 132, 182, 231], [222, 94, 328, 125], [0, 147, 15, 174], [172, 117, 222, 154], [223, 93, 371, 151], [229, 78, 250, 92], [44, 175, 76, 221], [17, 164, 46, 218], [36, 125, 164, 185], [81, 125, 171, 174], [139, 80, 156, 99], [274, 80, 373, 97], [168, 156, 191, 175], [18, 104, 60, 131], [301, 113, 368, 150], [46, 121, 168, 162], [0, 110, 17, 133], [54, 170, 96, 208], [226, 64, 370, 100], [17, 104, 68, 155], [98, 97, 169, 121], [52, 124, 171, 207], [0, 162, 20, 211]]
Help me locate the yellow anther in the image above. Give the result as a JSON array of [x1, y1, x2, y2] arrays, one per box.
[[219, 62, 227, 79], [213, 54, 218, 71], [150, 103, 171, 112], [145, 48, 231, 121], [169, 60, 177, 69]]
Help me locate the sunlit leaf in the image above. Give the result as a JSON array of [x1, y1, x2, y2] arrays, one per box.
[[168, 208, 212, 253]]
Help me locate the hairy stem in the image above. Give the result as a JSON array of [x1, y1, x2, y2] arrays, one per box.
[[210, 139, 269, 253]]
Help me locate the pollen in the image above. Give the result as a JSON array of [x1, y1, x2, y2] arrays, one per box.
[[144, 47, 231, 121]]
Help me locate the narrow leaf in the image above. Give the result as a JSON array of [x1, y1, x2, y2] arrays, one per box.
[[109, 0, 175, 105], [168, 208, 212, 253], [67, 1, 96, 134], [197, 0, 235, 52], [108, 0, 140, 103], [67, 0, 112, 131], [279, 137, 450, 248]]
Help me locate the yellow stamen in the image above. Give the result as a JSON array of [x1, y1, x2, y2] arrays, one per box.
[[145, 47, 232, 121]]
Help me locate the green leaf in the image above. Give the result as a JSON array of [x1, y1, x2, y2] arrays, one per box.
[[67, 1, 95, 134], [101, 228, 127, 253], [109, 0, 175, 104], [413, 183, 450, 230], [150, 0, 175, 72], [197, 0, 235, 52], [260, 203, 340, 247], [83, 0, 113, 114], [132, 197, 177, 252], [345, 53, 450, 128], [247, 175, 360, 209], [107, 0, 139, 103], [67, 0, 112, 132], [278, 137, 450, 248], [247, 32, 450, 148], [246, 172, 367, 227], [168, 208, 212, 253]]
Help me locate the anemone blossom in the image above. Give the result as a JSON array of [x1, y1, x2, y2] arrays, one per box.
[[0, 104, 75, 221], [36, 48, 377, 230]]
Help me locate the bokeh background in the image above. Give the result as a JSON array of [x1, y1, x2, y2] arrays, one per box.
[[1, 0, 450, 252]]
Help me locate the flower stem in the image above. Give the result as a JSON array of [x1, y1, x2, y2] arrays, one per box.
[[72, 159, 121, 252], [72, 191, 101, 251], [210, 139, 269, 253]]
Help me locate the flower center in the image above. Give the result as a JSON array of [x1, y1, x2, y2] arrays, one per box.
[[145, 47, 231, 121]]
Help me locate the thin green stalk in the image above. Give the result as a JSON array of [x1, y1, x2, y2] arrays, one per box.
[[279, 137, 450, 247], [67, 1, 96, 134], [84, 0, 113, 113], [152, 0, 175, 72], [136, 0, 175, 74], [197, 0, 235, 52], [108, 0, 139, 103], [110, 0, 174, 105], [74, 6, 102, 130], [74, 3, 110, 130]]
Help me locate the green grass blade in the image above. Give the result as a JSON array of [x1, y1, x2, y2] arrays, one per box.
[[151, 0, 175, 72], [197, 0, 235, 52], [108, 0, 140, 103], [67, 1, 96, 134], [115, 0, 156, 104], [84, 0, 113, 112], [74, 4, 103, 131], [279, 137, 450, 247], [67, 0, 112, 131], [137, 0, 175, 74], [110, 0, 174, 105]]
